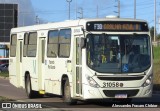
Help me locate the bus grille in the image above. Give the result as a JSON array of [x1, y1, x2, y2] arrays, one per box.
[[103, 89, 139, 97], [97, 76, 144, 81]]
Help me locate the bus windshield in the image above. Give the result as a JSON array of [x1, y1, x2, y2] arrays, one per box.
[[86, 34, 151, 73]]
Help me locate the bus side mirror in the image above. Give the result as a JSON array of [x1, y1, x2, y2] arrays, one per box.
[[80, 38, 86, 48]]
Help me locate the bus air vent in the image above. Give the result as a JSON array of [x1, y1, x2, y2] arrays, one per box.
[[103, 89, 139, 97], [97, 76, 144, 81]]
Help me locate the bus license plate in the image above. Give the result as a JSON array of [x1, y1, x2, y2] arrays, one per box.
[[115, 94, 127, 98]]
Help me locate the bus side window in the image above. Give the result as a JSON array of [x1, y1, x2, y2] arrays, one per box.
[[23, 33, 28, 57], [47, 30, 58, 58], [10, 34, 17, 57], [59, 29, 71, 57], [27, 32, 37, 57]]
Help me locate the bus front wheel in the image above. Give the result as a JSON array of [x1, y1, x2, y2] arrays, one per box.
[[63, 79, 77, 105]]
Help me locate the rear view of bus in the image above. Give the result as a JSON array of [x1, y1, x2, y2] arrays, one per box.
[[81, 19, 153, 102]]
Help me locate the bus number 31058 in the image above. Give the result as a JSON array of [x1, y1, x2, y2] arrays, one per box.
[[103, 82, 124, 88]]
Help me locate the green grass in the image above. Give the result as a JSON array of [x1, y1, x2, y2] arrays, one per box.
[[153, 46, 160, 62], [153, 46, 160, 84], [0, 72, 9, 78]]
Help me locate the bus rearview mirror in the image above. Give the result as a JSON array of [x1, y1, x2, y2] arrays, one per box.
[[80, 38, 86, 48]]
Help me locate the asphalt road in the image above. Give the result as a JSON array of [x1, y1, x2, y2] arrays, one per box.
[[0, 78, 160, 111]]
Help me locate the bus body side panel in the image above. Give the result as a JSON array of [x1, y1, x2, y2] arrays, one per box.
[[44, 60, 71, 95], [22, 57, 39, 91], [9, 57, 17, 87]]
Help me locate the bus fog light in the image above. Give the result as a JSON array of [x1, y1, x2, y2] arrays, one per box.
[[142, 75, 152, 87], [86, 75, 100, 88]]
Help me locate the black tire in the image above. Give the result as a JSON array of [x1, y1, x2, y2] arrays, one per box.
[[25, 75, 35, 98], [63, 79, 77, 105]]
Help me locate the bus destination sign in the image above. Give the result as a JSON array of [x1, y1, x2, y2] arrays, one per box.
[[86, 21, 149, 32]]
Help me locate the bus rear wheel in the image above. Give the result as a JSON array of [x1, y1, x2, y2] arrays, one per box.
[[63, 79, 77, 105], [25, 75, 35, 98]]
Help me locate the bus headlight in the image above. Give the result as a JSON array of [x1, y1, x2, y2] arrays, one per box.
[[86, 75, 100, 88], [142, 75, 153, 87]]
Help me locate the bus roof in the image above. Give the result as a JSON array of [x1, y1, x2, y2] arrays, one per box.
[[11, 18, 148, 33]]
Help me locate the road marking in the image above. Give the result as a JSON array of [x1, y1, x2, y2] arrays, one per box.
[[0, 84, 10, 86]]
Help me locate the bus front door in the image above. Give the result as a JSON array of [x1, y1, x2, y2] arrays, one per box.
[[75, 37, 83, 96]]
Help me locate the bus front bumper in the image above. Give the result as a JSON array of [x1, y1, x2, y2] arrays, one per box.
[[82, 84, 152, 100]]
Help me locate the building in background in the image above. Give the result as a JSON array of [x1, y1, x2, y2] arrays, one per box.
[[0, 0, 36, 58], [0, 4, 18, 58]]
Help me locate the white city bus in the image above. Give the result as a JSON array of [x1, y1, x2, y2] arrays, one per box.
[[9, 18, 153, 104]]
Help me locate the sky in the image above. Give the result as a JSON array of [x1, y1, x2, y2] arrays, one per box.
[[30, 0, 160, 32], [1, 0, 159, 30]]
